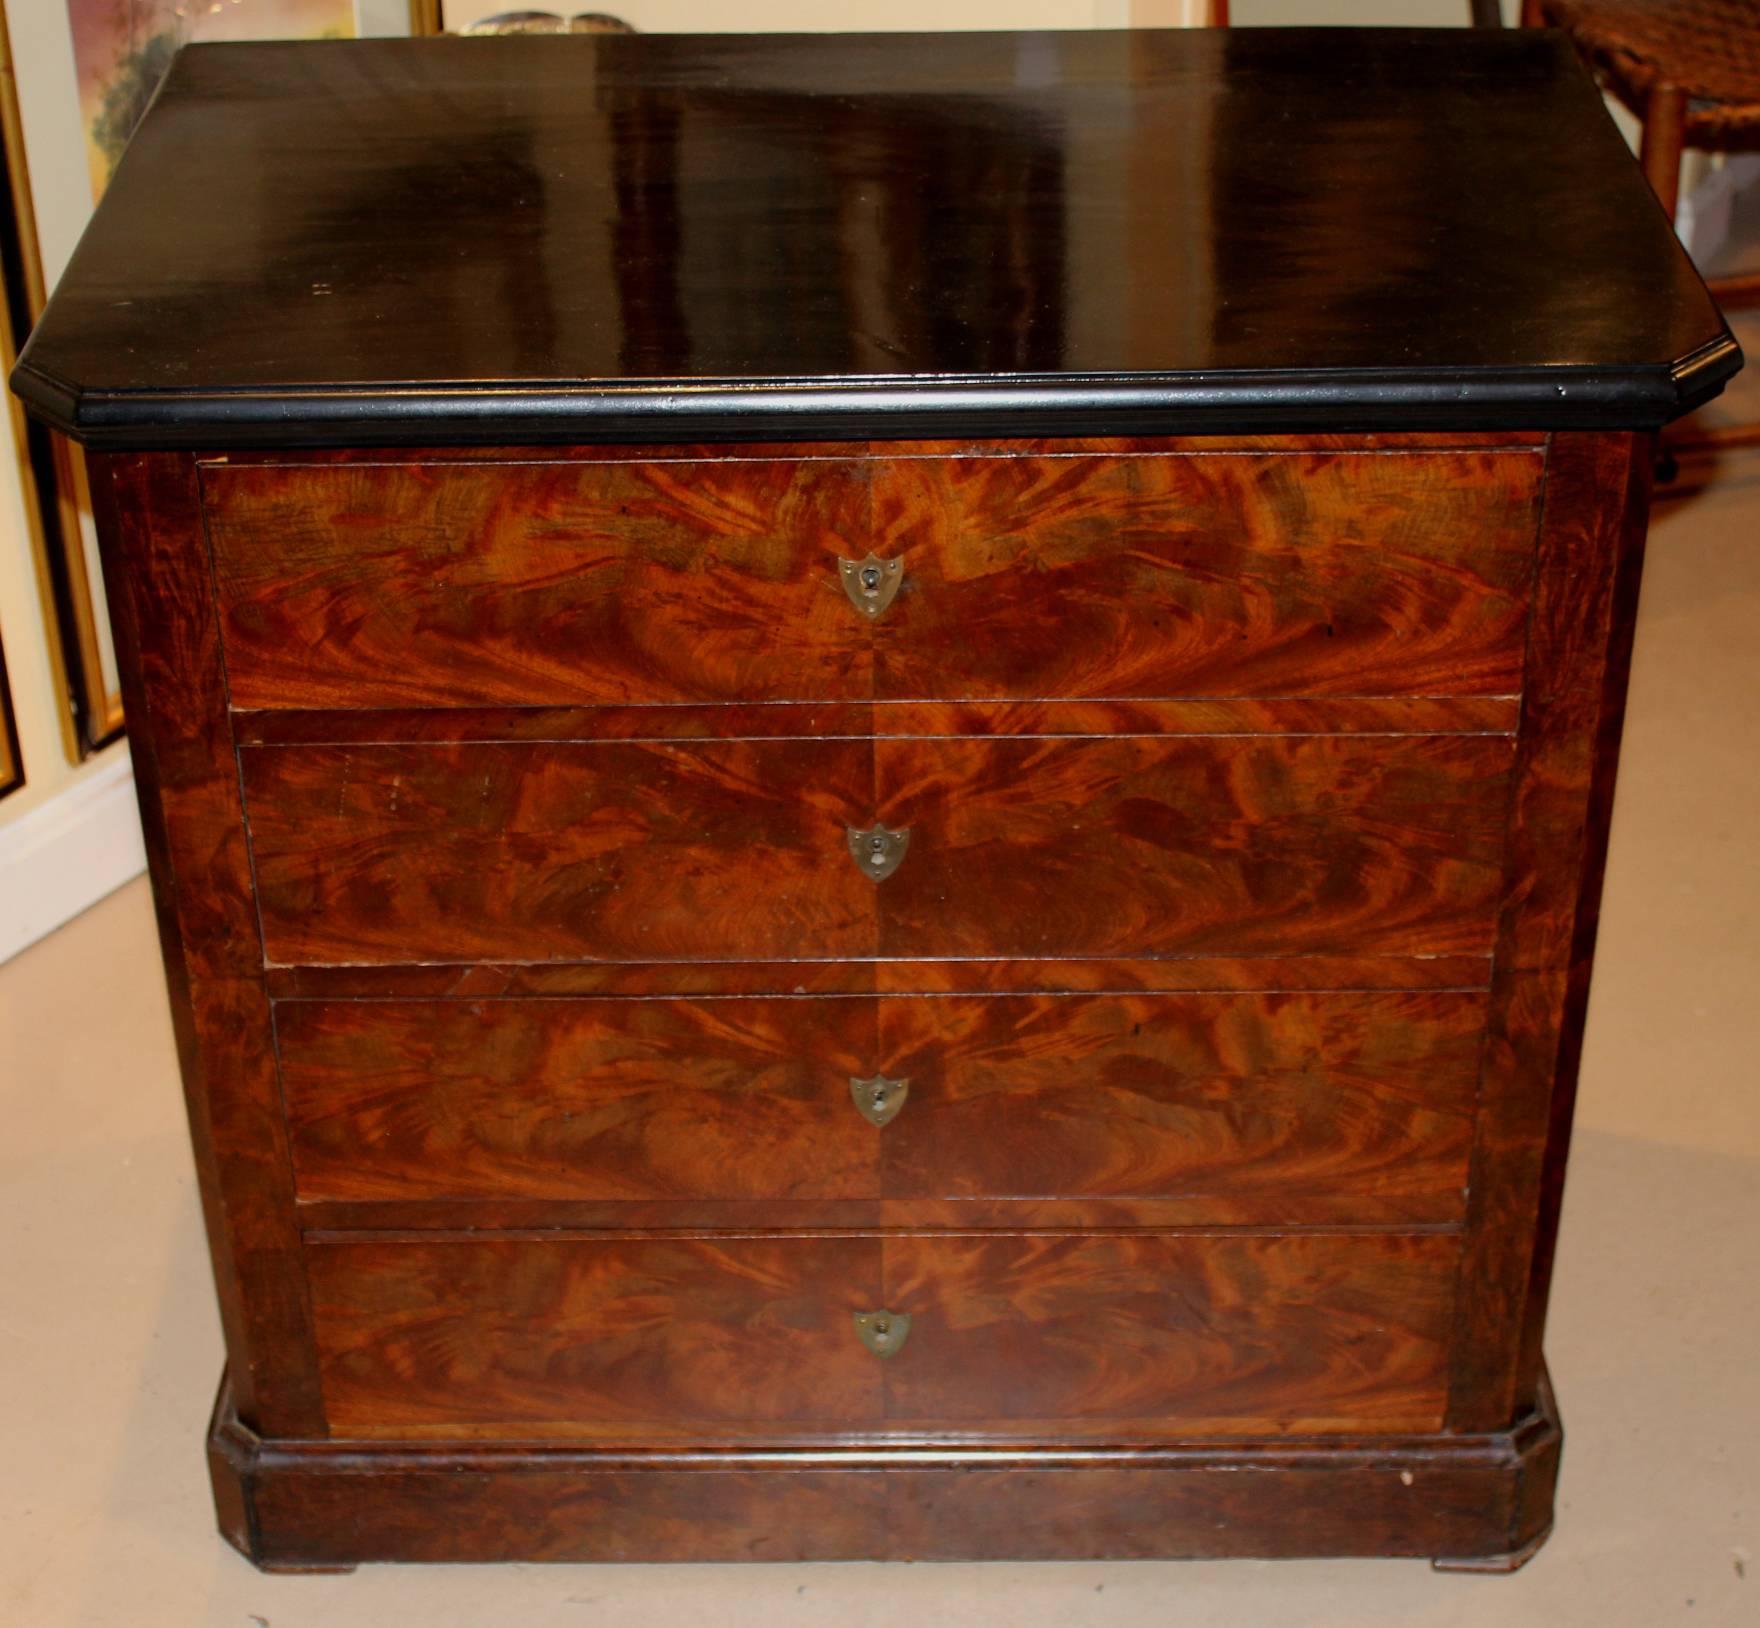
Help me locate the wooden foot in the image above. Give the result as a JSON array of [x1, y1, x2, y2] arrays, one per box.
[[1433, 1523, 1553, 1574], [255, 1560, 360, 1575]]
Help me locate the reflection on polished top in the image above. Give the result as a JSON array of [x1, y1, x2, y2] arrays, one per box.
[[12, 27, 1741, 447]]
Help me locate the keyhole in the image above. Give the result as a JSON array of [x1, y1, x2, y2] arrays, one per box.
[[871, 1085, 888, 1108], [860, 565, 882, 594], [869, 836, 887, 866], [871, 1318, 891, 1343]]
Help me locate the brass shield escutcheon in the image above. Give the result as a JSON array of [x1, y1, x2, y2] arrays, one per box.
[[838, 552, 903, 617], [850, 1073, 910, 1127], [847, 823, 910, 882], [853, 1309, 912, 1359]]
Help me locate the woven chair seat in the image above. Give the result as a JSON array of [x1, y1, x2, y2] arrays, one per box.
[[1541, 0, 1760, 144]]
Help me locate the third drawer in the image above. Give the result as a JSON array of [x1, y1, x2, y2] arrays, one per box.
[[279, 989, 1484, 1226]]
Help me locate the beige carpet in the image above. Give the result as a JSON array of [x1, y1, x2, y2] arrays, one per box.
[[3, 444, 1756, 1625]]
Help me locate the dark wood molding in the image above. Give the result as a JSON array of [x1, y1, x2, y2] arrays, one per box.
[[12, 357, 1742, 449]]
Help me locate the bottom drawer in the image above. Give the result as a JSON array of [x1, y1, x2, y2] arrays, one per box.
[[308, 1232, 1458, 1441]]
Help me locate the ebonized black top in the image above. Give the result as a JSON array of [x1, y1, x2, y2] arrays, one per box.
[[13, 27, 1741, 448]]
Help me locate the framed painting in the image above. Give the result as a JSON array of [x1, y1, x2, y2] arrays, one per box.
[[69, 2, 433, 200]]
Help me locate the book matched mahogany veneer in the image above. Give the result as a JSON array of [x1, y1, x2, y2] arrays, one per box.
[[241, 731, 1514, 964], [95, 427, 1596, 1569], [308, 1232, 1460, 1441], [279, 990, 1483, 1222], [202, 447, 1541, 707], [20, 28, 1739, 1573]]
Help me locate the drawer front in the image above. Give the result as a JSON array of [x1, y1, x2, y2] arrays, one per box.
[[242, 733, 1512, 965], [280, 996, 877, 1205], [205, 457, 874, 709], [280, 991, 1483, 1224], [206, 449, 1541, 709], [880, 1233, 1457, 1434], [879, 991, 1480, 1220], [308, 1233, 1457, 1439], [242, 738, 875, 965], [309, 1236, 883, 1437], [872, 449, 1541, 701], [873, 733, 1513, 959]]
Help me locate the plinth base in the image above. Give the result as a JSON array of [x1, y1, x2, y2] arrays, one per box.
[[207, 1369, 1561, 1571]]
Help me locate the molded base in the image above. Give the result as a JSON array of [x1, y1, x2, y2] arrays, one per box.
[[207, 1370, 1561, 1570], [1432, 1523, 1554, 1574]]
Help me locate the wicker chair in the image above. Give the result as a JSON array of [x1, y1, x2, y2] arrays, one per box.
[[1527, 0, 1760, 462], [1527, 4, 1760, 268]]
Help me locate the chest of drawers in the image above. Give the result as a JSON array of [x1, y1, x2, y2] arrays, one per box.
[[15, 28, 1739, 1570]]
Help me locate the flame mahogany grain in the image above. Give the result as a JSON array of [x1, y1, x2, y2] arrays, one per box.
[[308, 1235, 884, 1438], [277, 991, 1481, 1224], [75, 424, 1664, 1568], [204, 456, 875, 710], [202, 448, 1542, 710], [240, 732, 1513, 966], [870, 450, 1541, 702], [279, 995, 880, 1206], [879, 1231, 1458, 1435], [878, 991, 1479, 1219], [242, 737, 877, 964], [305, 1232, 1458, 1440], [873, 734, 1512, 959]]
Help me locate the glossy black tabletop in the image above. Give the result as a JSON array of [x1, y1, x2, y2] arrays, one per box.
[[13, 28, 1740, 448]]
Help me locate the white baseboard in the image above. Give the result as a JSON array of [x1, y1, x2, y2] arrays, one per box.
[[0, 752, 148, 965]]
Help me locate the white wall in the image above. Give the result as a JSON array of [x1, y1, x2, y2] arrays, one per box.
[[0, 2, 144, 962], [0, 415, 145, 961]]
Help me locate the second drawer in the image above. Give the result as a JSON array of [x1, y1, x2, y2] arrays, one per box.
[[279, 990, 1483, 1224], [241, 732, 1516, 965]]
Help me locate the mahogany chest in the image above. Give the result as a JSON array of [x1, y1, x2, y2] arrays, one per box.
[[13, 27, 1740, 1570]]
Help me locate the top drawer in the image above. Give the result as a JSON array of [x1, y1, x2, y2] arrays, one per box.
[[202, 447, 1543, 710]]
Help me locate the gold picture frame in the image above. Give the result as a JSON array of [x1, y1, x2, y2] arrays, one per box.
[[1, 1, 109, 763], [0, 619, 19, 800]]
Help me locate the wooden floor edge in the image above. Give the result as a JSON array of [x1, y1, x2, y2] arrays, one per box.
[[206, 1367, 1562, 1570]]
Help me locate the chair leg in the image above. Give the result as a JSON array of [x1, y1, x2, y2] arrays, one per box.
[[1520, 0, 1545, 25], [1210, 0, 1229, 25], [1639, 82, 1686, 223]]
